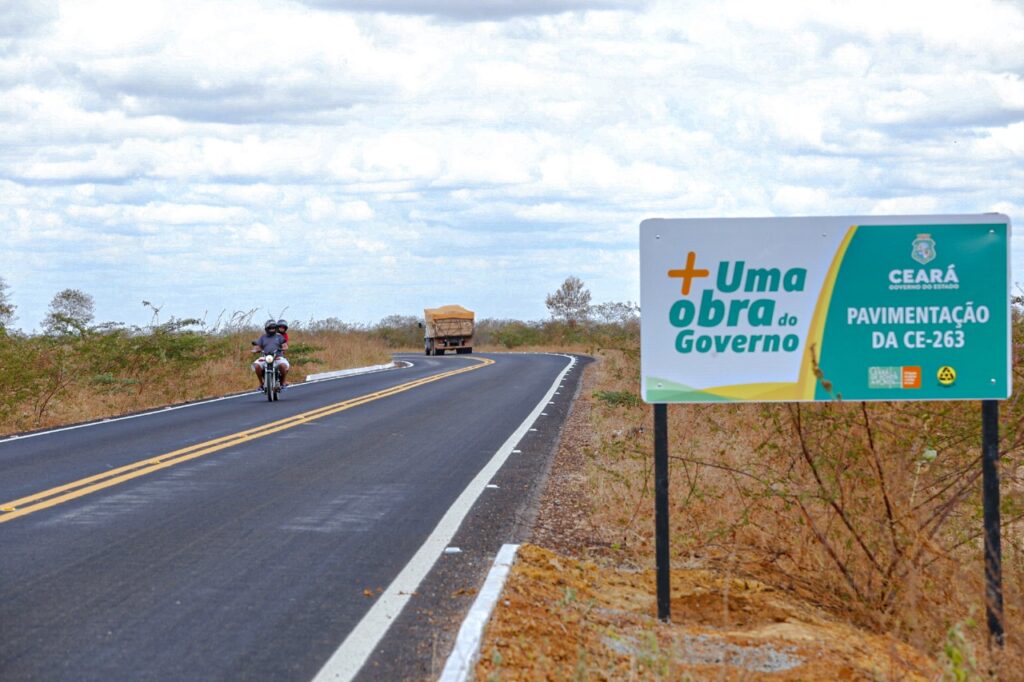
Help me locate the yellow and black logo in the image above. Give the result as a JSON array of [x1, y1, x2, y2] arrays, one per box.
[[937, 366, 957, 386]]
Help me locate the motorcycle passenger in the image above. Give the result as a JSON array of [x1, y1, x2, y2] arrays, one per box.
[[252, 319, 290, 390], [277, 319, 289, 344]]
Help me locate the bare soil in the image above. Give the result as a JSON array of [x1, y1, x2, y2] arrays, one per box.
[[477, 355, 941, 680]]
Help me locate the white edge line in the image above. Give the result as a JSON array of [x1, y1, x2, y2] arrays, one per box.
[[0, 360, 405, 445], [438, 544, 520, 682], [312, 353, 576, 682]]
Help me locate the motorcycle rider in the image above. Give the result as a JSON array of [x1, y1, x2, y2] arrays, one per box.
[[252, 318, 290, 390], [277, 319, 289, 344]]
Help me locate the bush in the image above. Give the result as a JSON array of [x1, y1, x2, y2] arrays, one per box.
[[593, 390, 641, 408], [491, 321, 544, 349], [372, 314, 422, 349], [579, 315, 1024, 673], [0, 318, 232, 429], [0, 317, 396, 435]]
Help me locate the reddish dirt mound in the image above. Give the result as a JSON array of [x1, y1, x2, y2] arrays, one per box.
[[477, 544, 939, 680]]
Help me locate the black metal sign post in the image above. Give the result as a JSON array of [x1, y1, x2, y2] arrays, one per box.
[[653, 403, 671, 621], [651, 398, 1006, 642], [981, 399, 1004, 648]]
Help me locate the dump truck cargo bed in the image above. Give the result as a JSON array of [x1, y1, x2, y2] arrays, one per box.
[[423, 305, 475, 356]]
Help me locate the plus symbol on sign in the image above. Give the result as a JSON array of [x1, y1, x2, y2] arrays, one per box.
[[667, 252, 710, 296]]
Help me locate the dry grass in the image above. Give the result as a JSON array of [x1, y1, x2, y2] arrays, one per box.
[[0, 330, 390, 436], [481, 348, 1024, 679], [192, 329, 391, 397]]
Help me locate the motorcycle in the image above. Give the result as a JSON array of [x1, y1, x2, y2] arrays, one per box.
[[261, 352, 282, 402], [252, 341, 284, 402]]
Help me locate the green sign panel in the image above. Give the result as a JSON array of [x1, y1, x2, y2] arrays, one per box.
[[640, 215, 1012, 403]]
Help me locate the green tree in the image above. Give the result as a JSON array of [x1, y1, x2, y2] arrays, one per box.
[[545, 276, 592, 326], [591, 301, 639, 326], [0, 276, 15, 332], [42, 288, 95, 336]]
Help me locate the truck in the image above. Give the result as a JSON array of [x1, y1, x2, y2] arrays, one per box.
[[423, 305, 474, 355]]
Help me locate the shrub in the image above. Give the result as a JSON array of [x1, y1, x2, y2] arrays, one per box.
[[593, 390, 640, 408]]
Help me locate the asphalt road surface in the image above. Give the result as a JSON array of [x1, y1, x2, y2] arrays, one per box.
[[0, 352, 584, 681]]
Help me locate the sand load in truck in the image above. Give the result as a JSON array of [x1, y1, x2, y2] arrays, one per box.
[[423, 305, 474, 356]]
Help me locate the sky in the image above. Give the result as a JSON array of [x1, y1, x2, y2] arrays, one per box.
[[2, 0, 1023, 331]]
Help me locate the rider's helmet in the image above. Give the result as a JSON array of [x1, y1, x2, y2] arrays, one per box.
[[277, 319, 288, 331], [264, 319, 277, 333]]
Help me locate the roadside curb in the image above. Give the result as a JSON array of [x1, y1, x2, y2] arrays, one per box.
[[304, 361, 400, 382], [439, 543, 520, 682]]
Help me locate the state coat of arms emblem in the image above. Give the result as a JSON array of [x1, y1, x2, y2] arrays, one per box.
[[911, 233, 936, 265]]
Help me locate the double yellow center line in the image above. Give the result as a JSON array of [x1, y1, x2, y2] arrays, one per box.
[[0, 357, 494, 524]]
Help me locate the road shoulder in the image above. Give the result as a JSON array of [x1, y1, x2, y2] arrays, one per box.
[[354, 353, 591, 681]]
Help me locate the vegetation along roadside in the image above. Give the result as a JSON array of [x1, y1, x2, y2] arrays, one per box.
[[477, 294, 1023, 679]]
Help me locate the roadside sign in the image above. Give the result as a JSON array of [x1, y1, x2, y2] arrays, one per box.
[[640, 215, 1011, 403]]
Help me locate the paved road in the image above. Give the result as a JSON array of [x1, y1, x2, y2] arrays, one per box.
[[0, 352, 582, 681]]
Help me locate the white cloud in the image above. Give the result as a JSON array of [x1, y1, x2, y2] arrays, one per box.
[[979, 122, 1024, 157], [772, 186, 831, 215], [339, 200, 375, 221], [869, 196, 942, 215], [304, 197, 375, 222], [1, 0, 1022, 330], [245, 223, 277, 245], [0, 0, 58, 39]]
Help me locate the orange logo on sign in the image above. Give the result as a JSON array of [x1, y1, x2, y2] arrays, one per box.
[[901, 366, 921, 389], [667, 251, 710, 296]]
